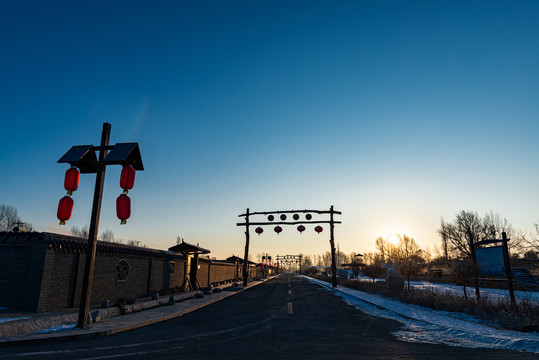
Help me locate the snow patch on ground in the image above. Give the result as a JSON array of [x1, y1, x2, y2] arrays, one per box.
[[32, 323, 76, 334], [0, 317, 30, 324], [354, 276, 539, 302], [408, 280, 539, 302], [305, 276, 539, 353]]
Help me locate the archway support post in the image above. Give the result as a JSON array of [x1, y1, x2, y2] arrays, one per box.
[[242, 208, 250, 286]]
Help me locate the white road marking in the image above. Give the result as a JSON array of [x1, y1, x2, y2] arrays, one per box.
[[288, 302, 293, 315], [288, 290, 292, 295]]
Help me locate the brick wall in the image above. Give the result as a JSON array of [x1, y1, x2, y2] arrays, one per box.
[[208, 262, 237, 284], [0, 246, 42, 309], [0, 232, 265, 312]]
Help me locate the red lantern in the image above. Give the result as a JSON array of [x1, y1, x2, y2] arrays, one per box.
[[255, 227, 263, 236], [315, 225, 323, 234], [274, 226, 282, 234], [297, 225, 306, 233], [116, 194, 131, 224], [120, 165, 136, 194], [64, 167, 80, 195], [57, 196, 74, 225]]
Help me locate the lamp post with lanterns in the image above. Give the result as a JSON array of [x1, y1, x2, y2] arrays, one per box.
[[57, 123, 143, 328], [237, 206, 341, 287]]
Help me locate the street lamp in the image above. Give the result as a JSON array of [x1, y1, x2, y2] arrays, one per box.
[[57, 123, 143, 328]]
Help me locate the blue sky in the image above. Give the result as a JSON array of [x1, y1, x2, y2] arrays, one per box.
[[1, 1, 539, 259]]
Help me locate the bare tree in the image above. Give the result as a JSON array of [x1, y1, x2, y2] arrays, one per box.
[[364, 259, 384, 286], [321, 251, 332, 267], [392, 235, 427, 290], [100, 229, 115, 242], [516, 223, 539, 255], [482, 211, 523, 256], [450, 259, 477, 303], [438, 211, 485, 259], [0, 204, 22, 231], [375, 236, 388, 261], [70, 225, 89, 239], [440, 218, 449, 262], [440, 211, 523, 259], [301, 254, 313, 272]]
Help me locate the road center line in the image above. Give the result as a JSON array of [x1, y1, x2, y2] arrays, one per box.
[[288, 302, 293, 315], [288, 290, 292, 295]]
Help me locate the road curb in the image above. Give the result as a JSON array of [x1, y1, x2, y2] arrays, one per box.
[[0, 276, 278, 347]]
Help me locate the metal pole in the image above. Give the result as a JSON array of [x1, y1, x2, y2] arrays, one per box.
[[502, 232, 516, 306], [242, 208, 250, 286], [77, 123, 111, 328], [329, 205, 337, 287]]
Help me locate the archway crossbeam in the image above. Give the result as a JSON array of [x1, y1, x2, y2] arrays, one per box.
[[238, 209, 342, 217], [237, 220, 340, 226]]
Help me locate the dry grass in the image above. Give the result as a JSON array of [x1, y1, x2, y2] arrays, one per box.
[[394, 288, 539, 331], [314, 275, 539, 332]]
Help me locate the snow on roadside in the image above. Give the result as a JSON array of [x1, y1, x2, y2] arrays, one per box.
[[32, 323, 76, 334], [0, 317, 30, 324], [305, 276, 539, 353], [354, 275, 539, 302], [408, 280, 539, 302]]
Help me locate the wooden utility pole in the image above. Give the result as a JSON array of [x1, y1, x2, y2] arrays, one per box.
[[58, 123, 143, 329], [242, 208, 250, 286], [502, 232, 516, 306], [329, 205, 337, 287], [77, 123, 110, 328]]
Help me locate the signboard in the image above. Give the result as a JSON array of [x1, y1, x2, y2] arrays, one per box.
[[475, 246, 505, 276]]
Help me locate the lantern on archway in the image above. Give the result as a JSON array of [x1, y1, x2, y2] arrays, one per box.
[[274, 226, 282, 234], [315, 225, 323, 234], [297, 225, 305, 234], [120, 165, 136, 194], [116, 194, 131, 224], [255, 227, 263, 236], [64, 167, 80, 195], [57, 196, 74, 225]]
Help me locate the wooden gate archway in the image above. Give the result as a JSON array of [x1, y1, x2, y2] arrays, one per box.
[[236, 206, 342, 287]]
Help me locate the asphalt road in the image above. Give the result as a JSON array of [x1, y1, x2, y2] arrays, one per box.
[[0, 274, 535, 359]]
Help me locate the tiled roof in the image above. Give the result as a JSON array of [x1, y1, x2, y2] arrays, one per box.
[[168, 240, 210, 254], [0, 231, 185, 260]]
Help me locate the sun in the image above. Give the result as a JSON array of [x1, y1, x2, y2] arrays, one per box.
[[387, 233, 400, 246]]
